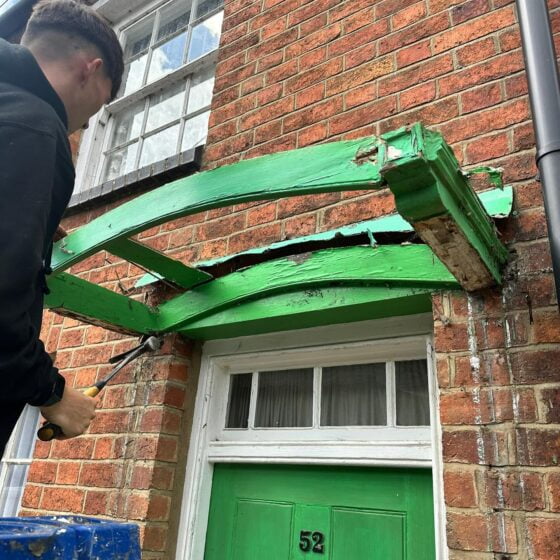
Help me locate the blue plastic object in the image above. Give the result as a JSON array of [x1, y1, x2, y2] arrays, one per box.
[[0, 516, 140, 559]]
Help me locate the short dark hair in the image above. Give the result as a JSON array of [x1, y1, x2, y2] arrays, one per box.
[[23, 0, 124, 100]]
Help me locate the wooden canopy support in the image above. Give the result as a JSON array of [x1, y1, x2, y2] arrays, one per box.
[[46, 123, 509, 335]]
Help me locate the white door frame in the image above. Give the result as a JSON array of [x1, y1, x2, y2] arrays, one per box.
[[175, 314, 448, 560]]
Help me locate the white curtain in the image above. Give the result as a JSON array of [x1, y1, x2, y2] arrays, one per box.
[[254, 369, 313, 427], [395, 360, 430, 426], [226, 373, 252, 429], [321, 363, 386, 426]]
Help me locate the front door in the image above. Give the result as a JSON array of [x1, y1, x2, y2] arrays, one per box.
[[205, 463, 435, 559]]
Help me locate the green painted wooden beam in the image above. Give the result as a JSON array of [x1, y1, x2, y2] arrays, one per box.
[[156, 245, 459, 334], [106, 237, 212, 289], [177, 288, 435, 340], [378, 124, 509, 289], [50, 137, 383, 275], [45, 273, 159, 334]]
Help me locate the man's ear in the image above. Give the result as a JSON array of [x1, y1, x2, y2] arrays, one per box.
[[84, 57, 104, 80]]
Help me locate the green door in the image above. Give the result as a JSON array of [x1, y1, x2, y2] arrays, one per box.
[[205, 464, 435, 559]]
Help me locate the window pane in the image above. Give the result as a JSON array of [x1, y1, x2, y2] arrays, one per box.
[[157, 0, 191, 41], [7, 406, 39, 459], [121, 55, 149, 97], [187, 68, 214, 114], [196, 0, 224, 19], [226, 373, 252, 429], [187, 11, 224, 62], [182, 111, 210, 151], [110, 103, 145, 147], [145, 83, 185, 133], [321, 363, 386, 426], [255, 369, 313, 428], [148, 32, 188, 83], [104, 143, 139, 181], [0, 465, 27, 516], [139, 124, 180, 167], [395, 360, 430, 426], [120, 15, 155, 96]]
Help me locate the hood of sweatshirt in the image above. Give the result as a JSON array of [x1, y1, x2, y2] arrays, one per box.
[[0, 38, 67, 128]]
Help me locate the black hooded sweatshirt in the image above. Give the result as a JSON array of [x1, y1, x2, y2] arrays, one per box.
[[0, 38, 74, 445]]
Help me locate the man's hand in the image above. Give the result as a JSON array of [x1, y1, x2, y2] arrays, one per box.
[[40, 386, 96, 439]]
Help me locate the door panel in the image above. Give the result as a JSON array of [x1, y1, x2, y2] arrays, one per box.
[[204, 464, 434, 560]]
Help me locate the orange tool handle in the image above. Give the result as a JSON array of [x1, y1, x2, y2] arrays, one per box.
[[36, 385, 100, 442]]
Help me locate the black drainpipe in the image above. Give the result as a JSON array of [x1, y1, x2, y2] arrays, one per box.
[[516, 0, 560, 307]]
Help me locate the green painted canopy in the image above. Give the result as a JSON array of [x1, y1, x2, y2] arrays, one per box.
[[45, 124, 510, 339]]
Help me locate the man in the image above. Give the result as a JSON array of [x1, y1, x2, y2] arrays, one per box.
[[0, 0, 124, 456]]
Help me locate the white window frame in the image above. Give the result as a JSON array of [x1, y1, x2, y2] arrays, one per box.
[[75, 0, 222, 195], [176, 314, 448, 560], [0, 405, 40, 516]]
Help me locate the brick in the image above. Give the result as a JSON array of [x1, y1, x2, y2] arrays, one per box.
[[396, 40, 432, 68], [299, 45, 327, 71], [512, 122, 535, 152], [287, 58, 343, 94], [440, 50, 524, 97], [516, 428, 560, 467], [285, 23, 342, 58], [548, 472, 560, 512], [330, 96, 398, 135], [147, 493, 171, 521], [541, 386, 560, 423], [278, 193, 341, 219], [432, 6, 515, 54], [328, 20, 389, 57], [240, 97, 294, 131], [21, 485, 42, 509], [450, 0, 490, 25], [446, 512, 517, 553], [527, 518, 560, 560], [392, 2, 427, 31], [400, 81, 437, 110], [343, 6, 376, 34], [505, 74, 528, 99], [52, 438, 94, 460], [444, 469, 478, 507], [461, 83, 502, 115], [379, 54, 452, 97], [484, 470, 545, 511], [41, 487, 85, 513], [196, 213, 246, 242], [321, 191, 396, 230], [427, 0, 463, 13], [261, 15, 288, 40], [344, 43, 377, 69], [440, 390, 485, 425], [330, 0, 375, 22], [258, 84, 283, 106], [284, 97, 343, 132], [203, 132, 254, 162], [443, 428, 508, 465], [265, 60, 299, 86], [345, 83, 377, 109], [143, 525, 168, 552], [28, 460, 57, 484], [465, 132, 510, 165], [283, 213, 317, 238], [229, 223, 282, 253], [89, 410, 131, 434], [247, 28, 299, 61], [288, 1, 332, 27], [456, 37, 497, 67], [439, 98, 530, 144], [56, 462, 80, 485], [294, 83, 324, 110], [83, 490, 109, 515], [380, 13, 450, 55], [249, 0, 299, 32]]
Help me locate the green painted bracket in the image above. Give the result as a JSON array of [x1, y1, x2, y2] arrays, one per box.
[[45, 272, 159, 335], [45, 124, 508, 335], [377, 123, 508, 290]]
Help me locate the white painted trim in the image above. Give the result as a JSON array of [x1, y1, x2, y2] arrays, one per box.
[[176, 315, 447, 560]]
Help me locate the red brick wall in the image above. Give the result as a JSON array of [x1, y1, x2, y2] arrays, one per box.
[[22, 0, 560, 558]]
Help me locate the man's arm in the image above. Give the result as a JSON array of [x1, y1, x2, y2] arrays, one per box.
[[0, 124, 95, 436]]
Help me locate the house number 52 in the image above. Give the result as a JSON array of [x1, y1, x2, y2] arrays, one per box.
[[299, 531, 325, 554]]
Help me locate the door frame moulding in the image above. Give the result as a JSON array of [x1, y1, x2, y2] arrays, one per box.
[[175, 315, 448, 560]]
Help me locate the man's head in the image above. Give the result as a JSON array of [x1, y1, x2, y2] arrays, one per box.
[[21, 0, 124, 133]]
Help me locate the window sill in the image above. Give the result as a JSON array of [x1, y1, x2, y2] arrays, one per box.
[[66, 145, 203, 213]]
